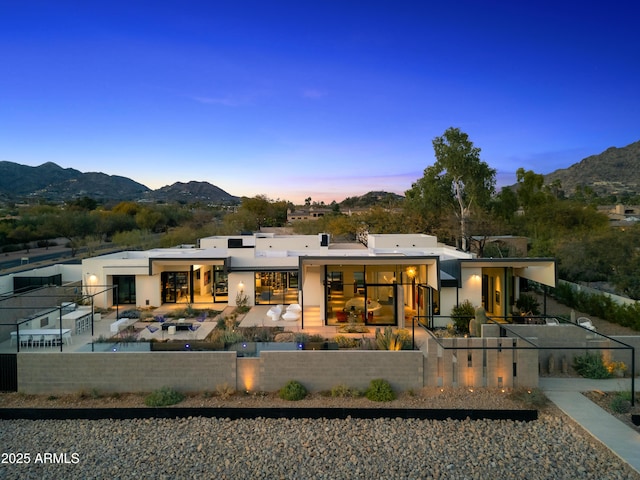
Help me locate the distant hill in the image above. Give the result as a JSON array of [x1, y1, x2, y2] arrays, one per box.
[[543, 140, 640, 197], [0, 161, 149, 202], [0, 161, 239, 204], [339, 191, 404, 208], [145, 181, 239, 204]]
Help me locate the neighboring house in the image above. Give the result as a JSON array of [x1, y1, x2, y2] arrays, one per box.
[[286, 207, 332, 222], [82, 233, 556, 328], [598, 204, 640, 228]]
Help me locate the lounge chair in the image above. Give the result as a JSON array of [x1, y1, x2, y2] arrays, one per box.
[[545, 318, 560, 326]]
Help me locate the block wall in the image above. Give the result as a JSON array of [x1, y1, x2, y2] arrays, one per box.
[[17, 352, 237, 395]]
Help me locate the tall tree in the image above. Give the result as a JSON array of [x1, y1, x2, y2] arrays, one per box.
[[405, 127, 496, 250]]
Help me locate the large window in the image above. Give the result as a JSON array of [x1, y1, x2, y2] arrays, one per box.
[[255, 271, 298, 305], [326, 265, 397, 326]]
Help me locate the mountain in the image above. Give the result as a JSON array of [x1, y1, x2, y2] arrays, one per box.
[[145, 181, 239, 204], [543, 140, 640, 197], [0, 161, 238, 204], [0, 161, 150, 202], [339, 191, 404, 208]]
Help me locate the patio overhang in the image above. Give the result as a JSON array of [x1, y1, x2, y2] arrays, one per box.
[[148, 257, 227, 275], [460, 258, 557, 288]]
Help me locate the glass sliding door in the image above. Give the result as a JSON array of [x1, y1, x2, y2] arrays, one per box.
[[213, 266, 228, 303], [113, 275, 136, 305], [255, 271, 298, 305], [162, 272, 189, 304]]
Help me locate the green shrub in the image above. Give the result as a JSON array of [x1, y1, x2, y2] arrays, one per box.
[[450, 300, 476, 334], [553, 282, 640, 331], [330, 384, 362, 398], [278, 380, 307, 401], [573, 352, 611, 379], [144, 387, 185, 407], [365, 378, 396, 402], [610, 394, 631, 414]]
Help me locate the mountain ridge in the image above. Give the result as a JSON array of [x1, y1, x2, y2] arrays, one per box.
[[2, 139, 639, 205], [542, 140, 640, 197]]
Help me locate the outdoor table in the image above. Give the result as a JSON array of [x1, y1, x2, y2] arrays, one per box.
[[10, 328, 72, 347]]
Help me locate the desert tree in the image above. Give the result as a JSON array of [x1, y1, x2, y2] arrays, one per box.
[[405, 127, 496, 250]]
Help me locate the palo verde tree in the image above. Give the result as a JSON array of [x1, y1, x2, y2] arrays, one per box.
[[405, 127, 496, 250]]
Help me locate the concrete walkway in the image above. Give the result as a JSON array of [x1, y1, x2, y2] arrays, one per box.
[[539, 377, 640, 474]]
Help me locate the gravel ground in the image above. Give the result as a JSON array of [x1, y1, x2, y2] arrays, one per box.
[[1, 412, 638, 480], [1, 387, 639, 479]]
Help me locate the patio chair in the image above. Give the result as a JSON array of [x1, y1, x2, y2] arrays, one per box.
[[189, 324, 200, 337], [266, 306, 282, 321], [20, 335, 31, 348], [577, 317, 596, 331], [196, 312, 207, 322], [154, 315, 166, 323], [286, 304, 302, 313], [545, 318, 560, 326], [282, 310, 300, 322]]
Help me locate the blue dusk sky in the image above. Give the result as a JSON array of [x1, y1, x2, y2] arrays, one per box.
[[1, 1, 638, 204]]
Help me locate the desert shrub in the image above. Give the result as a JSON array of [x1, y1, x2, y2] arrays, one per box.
[[450, 300, 475, 334], [573, 352, 611, 379], [222, 330, 244, 347], [216, 316, 227, 330], [241, 326, 275, 342], [78, 388, 102, 400], [365, 378, 396, 402], [359, 337, 377, 350], [338, 324, 370, 333], [330, 384, 362, 398], [610, 394, 632, 414], [235, 292, 251, 314], [119, 309, 140, 319], [395, 329, 413, 349], [333, 335, 359, 349], [144, 387, 185, 407], [274, 332, 296, 342], [278, 380, 307, 401], [508, 387, 548, 409], [294, 333, 310, 344], [204, 329, 225, 349], [308, 334, 326, 342], [216, 382, 235, 399]]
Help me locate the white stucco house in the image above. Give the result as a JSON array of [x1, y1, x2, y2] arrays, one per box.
[[81, 233, 556, 329]]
